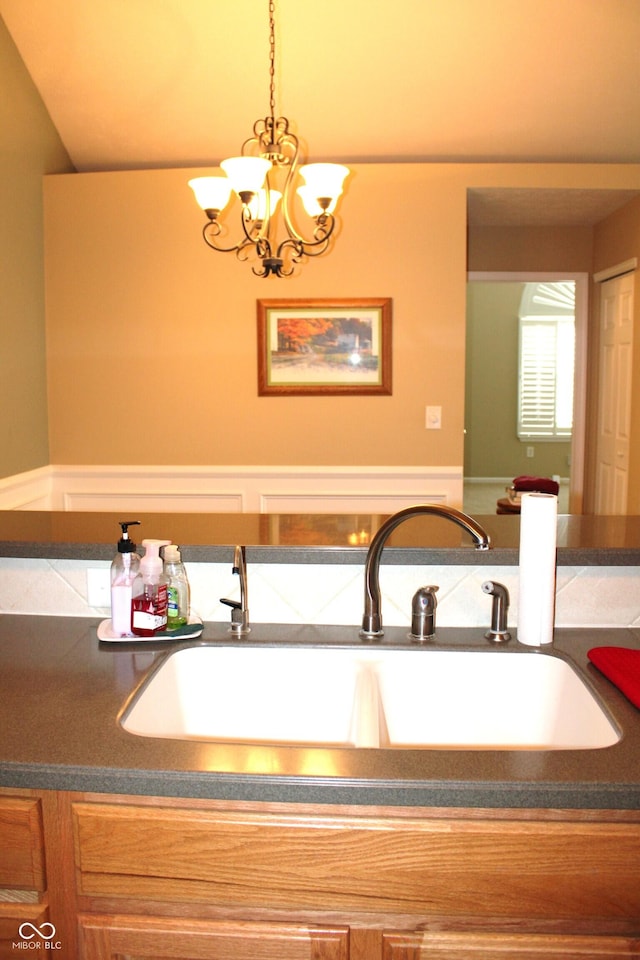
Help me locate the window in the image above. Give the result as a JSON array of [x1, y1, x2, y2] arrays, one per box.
[[518, 315, 575, 439]]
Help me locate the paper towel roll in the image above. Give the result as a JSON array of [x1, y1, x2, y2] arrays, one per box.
[[517, 492, 558, 646]]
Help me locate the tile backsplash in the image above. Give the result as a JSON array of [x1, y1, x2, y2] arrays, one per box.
[[0, 557, 638, 630]]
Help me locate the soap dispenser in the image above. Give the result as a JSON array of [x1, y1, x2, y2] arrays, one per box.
[[131, 539, 171, 637], [110, 520, 141, 637]]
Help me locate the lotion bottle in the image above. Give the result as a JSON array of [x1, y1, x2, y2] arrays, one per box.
[[164, 544, 190, 630], [131, 539, 171, 636], [110, 520, 141, 636]]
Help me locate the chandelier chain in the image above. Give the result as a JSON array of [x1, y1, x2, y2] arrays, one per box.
[[268, 0, 276, 120]]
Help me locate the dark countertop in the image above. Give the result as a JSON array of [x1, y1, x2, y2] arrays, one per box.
[[0, 511, 639, 565], [1, 615, 639, 809]]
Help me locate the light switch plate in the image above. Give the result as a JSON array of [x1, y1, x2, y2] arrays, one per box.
[[425, 405, 442, 429]]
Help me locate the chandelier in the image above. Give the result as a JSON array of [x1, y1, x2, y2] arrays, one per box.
[[189, 0, 349, 278]]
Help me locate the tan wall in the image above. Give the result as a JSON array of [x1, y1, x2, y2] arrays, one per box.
[[591, 195, 640, 514], [43, 164, 469, 467], [0, 17, 73, 480], [468, 225, 594, 273], [43, 163, 640, 481]]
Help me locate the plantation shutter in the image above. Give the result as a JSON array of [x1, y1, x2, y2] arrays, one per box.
[[518, 319, 573, 439]]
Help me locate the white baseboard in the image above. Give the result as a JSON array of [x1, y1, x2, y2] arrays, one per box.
[[0, 465, 464, 513]]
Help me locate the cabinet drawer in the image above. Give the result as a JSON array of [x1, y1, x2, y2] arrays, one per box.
[[382, 930, 640, 958], [78, 914, 349, 960], [0, 797, 45, 891], [73, 802, 640, 921]]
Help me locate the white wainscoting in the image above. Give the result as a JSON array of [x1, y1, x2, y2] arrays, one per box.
[[0, 465, 464, 513], [0, 466, 52, 510]]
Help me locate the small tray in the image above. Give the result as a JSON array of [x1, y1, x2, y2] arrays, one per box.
[[97, 615, 204, 643]]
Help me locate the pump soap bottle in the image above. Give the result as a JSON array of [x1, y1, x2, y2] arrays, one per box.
[[110, 520, 141, 637], [164, 544, 190, 630], [131, 539, 171, 637]]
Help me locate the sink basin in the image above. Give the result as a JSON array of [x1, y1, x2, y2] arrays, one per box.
[[376, 650, 619, 749], [120, 646, 620, 751]]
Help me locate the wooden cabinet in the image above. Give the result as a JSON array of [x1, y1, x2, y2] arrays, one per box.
[[78, 914, 349, 959], [0, 795, 45, 891], [0, 794, 49, 960], [71, 800, 640, 921], [1, 787, 640, 959], [382, 931, 640, 958], [75, 918, 640, 960]]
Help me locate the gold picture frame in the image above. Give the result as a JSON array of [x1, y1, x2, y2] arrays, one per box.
[[257, 297, 392, 396]]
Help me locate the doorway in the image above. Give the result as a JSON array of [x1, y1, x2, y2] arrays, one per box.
[[464, 272, 588, 514]]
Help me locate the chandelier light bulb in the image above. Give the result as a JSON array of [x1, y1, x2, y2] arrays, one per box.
[[247, 188, 282, 222], [221, 156, 271, 200], [188, 176, 232, 214], [297, 186, 340, 217], [299, 163, 349, 201]]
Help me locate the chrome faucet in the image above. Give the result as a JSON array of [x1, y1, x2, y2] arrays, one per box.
[[359, 504, 491, 639], [220, 544, 250, 635]]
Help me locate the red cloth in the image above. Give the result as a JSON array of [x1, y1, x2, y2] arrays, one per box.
[[512, 475, 560, 496], [587, 646, 640, 709]]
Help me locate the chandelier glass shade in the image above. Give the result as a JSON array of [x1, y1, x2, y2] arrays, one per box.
[[188, 1, 349, 278]]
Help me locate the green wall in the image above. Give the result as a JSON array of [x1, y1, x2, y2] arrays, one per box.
[[0, 16, 74, 480], [464, 281, 571, 479]]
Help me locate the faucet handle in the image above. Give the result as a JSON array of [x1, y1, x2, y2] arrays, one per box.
[[220, 597, 250, 634], [410, 585, 439, 643], [220, 597, 241, 611]]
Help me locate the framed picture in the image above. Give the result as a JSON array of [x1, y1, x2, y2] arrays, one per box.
[[257, 297, 392, 396]]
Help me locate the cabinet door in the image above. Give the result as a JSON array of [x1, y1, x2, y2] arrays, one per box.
[[382, 930, 640, 959], [78, 914, 349, 960], [0, 797, 45, 891], [0, 796, 48, 960], [0, 907, 51, 960]]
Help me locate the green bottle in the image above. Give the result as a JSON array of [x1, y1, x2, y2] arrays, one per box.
[[164, 544, 190, 630]]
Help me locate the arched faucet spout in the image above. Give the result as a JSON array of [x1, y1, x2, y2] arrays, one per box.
[[359, 504, 491, 640]]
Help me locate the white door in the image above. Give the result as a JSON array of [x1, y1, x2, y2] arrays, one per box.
[[594, 271, 635, 514]]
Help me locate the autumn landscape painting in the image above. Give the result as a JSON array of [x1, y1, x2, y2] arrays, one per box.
[[257, 298, 392, 396]]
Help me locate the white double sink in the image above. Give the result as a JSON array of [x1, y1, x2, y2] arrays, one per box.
[[120, 645, 620, 751]]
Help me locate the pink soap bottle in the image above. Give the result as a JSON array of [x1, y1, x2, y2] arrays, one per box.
[[131, 539, 171, 637]]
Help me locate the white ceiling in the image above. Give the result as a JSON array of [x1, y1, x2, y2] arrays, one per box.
[[3, 0, 640, 224]]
